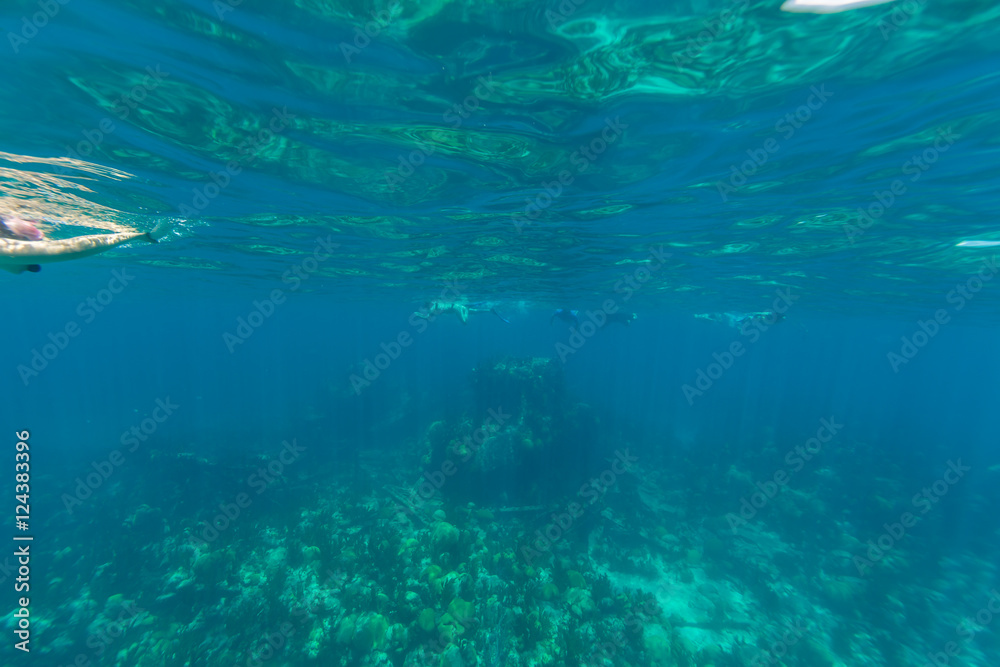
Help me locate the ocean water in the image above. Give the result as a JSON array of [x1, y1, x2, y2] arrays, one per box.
[[2, 0, 1000, 665]]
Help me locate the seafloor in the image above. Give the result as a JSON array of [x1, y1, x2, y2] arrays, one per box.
[[25, 358, 997, 666]]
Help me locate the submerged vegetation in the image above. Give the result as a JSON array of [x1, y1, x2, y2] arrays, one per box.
[[31, 357, 998, 666]]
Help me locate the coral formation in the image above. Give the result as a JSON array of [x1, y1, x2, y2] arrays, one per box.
[[32, 356, 998, 667]]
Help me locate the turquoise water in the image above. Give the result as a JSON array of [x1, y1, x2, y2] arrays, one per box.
[[2, 0, 1000, 665]]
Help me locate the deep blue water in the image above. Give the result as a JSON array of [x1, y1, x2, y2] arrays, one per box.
[[2, 1, 1000, 666]]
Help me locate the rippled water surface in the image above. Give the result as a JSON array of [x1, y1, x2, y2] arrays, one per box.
[[2, 0, 999, 314]]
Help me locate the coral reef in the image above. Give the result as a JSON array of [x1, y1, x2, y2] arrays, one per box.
[[28, 357, 999, 667]]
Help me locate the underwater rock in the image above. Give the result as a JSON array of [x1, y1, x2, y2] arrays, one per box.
[[420, 355, 603, 505], [336, 614, 356, 645], [352, 612, 389, 652], [538, 582, 559, 601], [642, 622, 672, 665], [431, 520, 460, 559], [402, 589, 422, 614], [566, 569, 586, 588], [191, 548, 232, 582], [387, 622, 409, 651], [796, 635, 838, 666], [566, 587, 595, 618], [122, 504, 162, 531], [264, 546, 287, 577], [305, 624, 327, 660], [417, 607, 436, 632], [439, 643, 464, 667], [470, 356, 564, 419], [446, 597, 475, 626], [821, 574, 867, 605]]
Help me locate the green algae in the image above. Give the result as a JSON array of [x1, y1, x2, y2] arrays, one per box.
[[446, 597, 474, 625], [430, 520, 459, 559], [417, 607, 436, 632], [353, 612, 389, 651], [540, 582, 559, 600]]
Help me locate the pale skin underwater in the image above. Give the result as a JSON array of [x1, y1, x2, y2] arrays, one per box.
[[0, 216, 164, 274]]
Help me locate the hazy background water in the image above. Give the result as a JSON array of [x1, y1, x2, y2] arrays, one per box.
[[2, 0, 997, 490]]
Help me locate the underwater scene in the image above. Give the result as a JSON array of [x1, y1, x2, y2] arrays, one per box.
[[2, 0, 1000, 665]]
